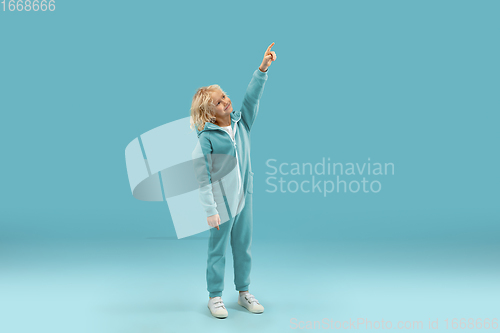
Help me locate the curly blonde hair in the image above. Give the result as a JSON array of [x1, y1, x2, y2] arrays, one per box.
[[190, 85, 230, 132]]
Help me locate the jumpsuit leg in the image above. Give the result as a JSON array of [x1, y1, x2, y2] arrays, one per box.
[[231, 192, 253, 292], [206, 196, 234, 298], [206, 192, 253, 297]]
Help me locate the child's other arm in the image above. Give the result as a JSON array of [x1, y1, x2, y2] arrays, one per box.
[[191, 134, 219, 217]]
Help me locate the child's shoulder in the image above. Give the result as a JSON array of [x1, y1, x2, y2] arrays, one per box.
[[197, 128, 212, 142]]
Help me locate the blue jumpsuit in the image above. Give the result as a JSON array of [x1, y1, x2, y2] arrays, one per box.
[[194, 68, 269, 297]]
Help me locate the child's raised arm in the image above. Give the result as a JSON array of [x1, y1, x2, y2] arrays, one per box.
[[240, 43, 277, 132]]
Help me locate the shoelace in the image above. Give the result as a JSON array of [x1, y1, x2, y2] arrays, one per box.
[[242, 293, 260, 305]]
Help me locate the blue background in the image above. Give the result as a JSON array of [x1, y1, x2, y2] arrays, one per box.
[[1, 0, 499, 332]]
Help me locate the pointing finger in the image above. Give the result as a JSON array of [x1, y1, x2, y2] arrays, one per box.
[[266, 42, 275, 53]]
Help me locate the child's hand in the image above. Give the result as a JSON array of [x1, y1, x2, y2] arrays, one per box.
[[207, 214, 221, 230], [259, 42, 277, 72]]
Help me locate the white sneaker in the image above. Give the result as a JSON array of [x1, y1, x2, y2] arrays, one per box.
[[208, 296, 228, 318], [238, 292, 264, 314]]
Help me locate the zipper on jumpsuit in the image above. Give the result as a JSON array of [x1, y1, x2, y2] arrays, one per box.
[[214, 121, 243, 195]]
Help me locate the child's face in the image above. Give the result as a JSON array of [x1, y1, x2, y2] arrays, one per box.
[[210, 89, 232, 119]]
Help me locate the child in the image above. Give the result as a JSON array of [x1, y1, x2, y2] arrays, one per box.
[[190, 43, 277, 319]]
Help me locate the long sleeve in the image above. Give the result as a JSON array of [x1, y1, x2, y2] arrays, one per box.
[[192, 133, 219, 217], [240, 68, 268, 132]]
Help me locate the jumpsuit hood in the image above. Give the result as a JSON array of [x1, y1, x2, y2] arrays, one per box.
[[195, 109, 242, 138]]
